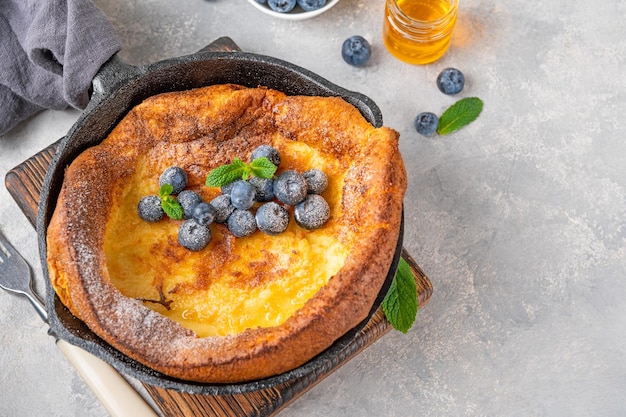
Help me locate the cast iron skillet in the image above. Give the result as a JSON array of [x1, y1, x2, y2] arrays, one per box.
[[36, 38, 403, 394]]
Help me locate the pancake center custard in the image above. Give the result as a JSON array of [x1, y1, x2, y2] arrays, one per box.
[[46, 84, 407, 383], [104, 139, 348, 337]]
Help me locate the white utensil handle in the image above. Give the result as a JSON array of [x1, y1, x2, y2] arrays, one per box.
[[56, 339, 159, 417]]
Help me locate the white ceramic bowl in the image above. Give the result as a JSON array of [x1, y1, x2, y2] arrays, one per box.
[[246, 0, 341, 20]]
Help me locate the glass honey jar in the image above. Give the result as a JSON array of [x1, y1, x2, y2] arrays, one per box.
[[383, 0, 458, 65]]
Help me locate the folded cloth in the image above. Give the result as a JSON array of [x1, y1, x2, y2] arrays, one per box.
[[0, 0, 121, 136]]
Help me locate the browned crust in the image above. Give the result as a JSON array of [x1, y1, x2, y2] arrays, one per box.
[[46, 84, 406, 383]]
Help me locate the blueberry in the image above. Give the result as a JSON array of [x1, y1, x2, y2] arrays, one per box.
[[230, 180, 257, 210], [178, 219, 211, 251], [210, 194, 235, 223], [294, 194, 330, 230], [436, 68, 465, 95], [414, 112, 439, 136], [227, 209, 257, 237], [221, 180, 236, 196], [273, 170, 308, 205], [303, 169, 328, 194], [159, 166, 188, 195], [137, 195, 164, 222], [250, 176, 275, 202], [192, 201, 217, 226], [268, 0, 296, 12], [177, 190, 202, 219], [250, 145, 281, 167], [296, 0, 326, 11], [256, 202, 290, 236], [342, 36, 371, 67]]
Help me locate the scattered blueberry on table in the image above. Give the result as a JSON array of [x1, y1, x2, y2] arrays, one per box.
[[414, 112, 439, 136], [342, 35, 371, 67], [436, 67, 465, 95]]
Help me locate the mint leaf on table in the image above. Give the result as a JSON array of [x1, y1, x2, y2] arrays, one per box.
[[382, 257, 418, 334], [437, 97, 483, 135], [159, 184, 183, 220]]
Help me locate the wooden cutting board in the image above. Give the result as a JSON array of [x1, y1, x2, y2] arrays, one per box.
[[4, 37, 432, 417]]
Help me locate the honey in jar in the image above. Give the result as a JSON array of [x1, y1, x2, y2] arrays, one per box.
[[383, 0, 458, 65]]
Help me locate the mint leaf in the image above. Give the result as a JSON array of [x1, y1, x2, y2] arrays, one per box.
[[206, 158, 248, 187], [206, 157, 278, 186], [382, 257, 418, 333], [231, 158, 250, 179], [437, 97, 483, 135], [162, 196, 183, 220], [250, 157, 277, 179], [159, 183, 174, 198], [158, 184, 183, 220]]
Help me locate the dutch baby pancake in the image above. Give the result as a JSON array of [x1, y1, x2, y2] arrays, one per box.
[[46, 84, 406, 383]]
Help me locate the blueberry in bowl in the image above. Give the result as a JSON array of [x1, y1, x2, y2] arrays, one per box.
[[246, 0, 340, 20], [268, 0, 297, 13], [297, 0, 327, 11]]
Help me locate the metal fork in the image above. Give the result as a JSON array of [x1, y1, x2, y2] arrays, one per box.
[[0, 230, 159, 417], [0, 233, 48, 322]]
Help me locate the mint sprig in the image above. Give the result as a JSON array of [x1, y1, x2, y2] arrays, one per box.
[[205, 157, 277, 187], [437, 97, 483, 135], [249, 157, 278, 178], [382, 257, 418, 333], [159, 184, 183, 220]]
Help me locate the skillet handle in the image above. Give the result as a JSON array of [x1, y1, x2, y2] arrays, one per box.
[[197, 36, 242, 53], [89, 54, 142, 108], [87, 37, 241, 108], [56, 339, 160, 417]]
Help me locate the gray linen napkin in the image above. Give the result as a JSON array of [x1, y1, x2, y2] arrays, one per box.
[[0, 0, 121, 136]]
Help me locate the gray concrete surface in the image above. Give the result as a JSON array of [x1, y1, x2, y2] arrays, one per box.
[[1, 0, 625, 416]]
